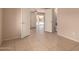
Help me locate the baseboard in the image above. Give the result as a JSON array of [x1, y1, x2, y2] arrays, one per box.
[[21, 35, 30, 39], [3, 35, 20, 41], [57, 32, 79, 43]]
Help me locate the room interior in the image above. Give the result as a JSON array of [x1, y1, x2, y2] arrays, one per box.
[[0, 8, 79, 51]]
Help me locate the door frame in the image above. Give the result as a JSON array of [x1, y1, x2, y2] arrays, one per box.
[[36, 12, 45, 31]]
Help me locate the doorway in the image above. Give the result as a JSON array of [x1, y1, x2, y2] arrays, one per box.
[[30, 8, 57, 33], [30, 11, 45, 34], [36, 13, 45, 32]]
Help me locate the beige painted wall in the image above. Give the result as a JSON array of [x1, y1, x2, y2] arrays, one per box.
[[2, 8, 21, 40], [57, 8, 79, 42], [0, 9, 2, 45]]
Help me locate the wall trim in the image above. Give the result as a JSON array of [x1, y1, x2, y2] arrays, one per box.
[[57, 32, 79, 43], [3, 35, 20, 41]]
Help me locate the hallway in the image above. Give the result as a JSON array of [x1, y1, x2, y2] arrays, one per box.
[[1, 29, 79, 51], [0, 8, 79, 51]]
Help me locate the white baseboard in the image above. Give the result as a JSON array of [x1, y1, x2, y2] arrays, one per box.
[[3, 35, 20, 41], [57, 32, 79, 43]]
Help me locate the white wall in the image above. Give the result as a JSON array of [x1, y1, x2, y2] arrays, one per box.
[[30, 12, 36, 28], [21, 8, 31, 38], [53, 9, 57, 32], [57, 8, 79, 42], [2, 8, 21, 40], [45, 9, 55, 32], [0, 9, 2, 45]]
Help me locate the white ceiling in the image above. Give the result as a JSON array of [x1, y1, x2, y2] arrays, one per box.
[[31, 8, 46, 13]]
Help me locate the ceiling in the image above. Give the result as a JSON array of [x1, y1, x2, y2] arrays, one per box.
[[31, 8, 47, 13]]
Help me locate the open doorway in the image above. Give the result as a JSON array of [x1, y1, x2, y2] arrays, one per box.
[[30, 8, 57, 33], [30, 11, 45, 33], [36, 13, 45, 32]]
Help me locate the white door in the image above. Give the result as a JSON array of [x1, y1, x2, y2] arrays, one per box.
[[45, 9, 53, 32], [21, 9, 30, 38]]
